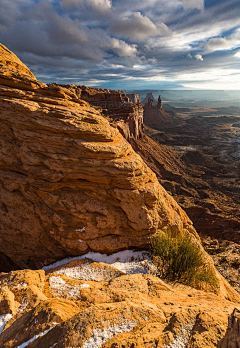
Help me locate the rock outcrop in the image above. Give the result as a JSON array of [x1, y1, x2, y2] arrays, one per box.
[[0, 44, 195, 269], [0, 258, 239, 348], [0, 44, 239, 303], [58, 84, 144, 141], [143, 93, 175, 129]]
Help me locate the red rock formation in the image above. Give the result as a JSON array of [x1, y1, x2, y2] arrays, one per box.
[[59, 84, 144, 141], [142, 92, 157, 105], [143, 93, 175, 129], [0, 44, 238, 303], [0, 44, 196, 269]]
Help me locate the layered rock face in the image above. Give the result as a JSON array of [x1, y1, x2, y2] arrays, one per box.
[[0, 44, 196, 269], [58, 84, 144, 141], [0, 259, 238, 348], [1, 44, 239, 304]]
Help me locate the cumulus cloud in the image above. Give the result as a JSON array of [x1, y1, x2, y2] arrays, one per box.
[[206, 29, 240, 52], [195, 54, 204, 61], [234, 51, 240, 58], [110, 12, 169, 41], [108, 39, 137, 57]]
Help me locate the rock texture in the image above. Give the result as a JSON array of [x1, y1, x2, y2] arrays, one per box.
[[59, 84, 144, 141], [0, 44, 196, 268], [0, 45, 239, 303], [0, 260, 239, 348]]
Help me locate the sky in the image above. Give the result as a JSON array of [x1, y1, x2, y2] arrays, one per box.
[[0, 0, 240, 90]]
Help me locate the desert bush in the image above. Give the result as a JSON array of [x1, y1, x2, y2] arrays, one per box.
[[150, 228, 218, 288]]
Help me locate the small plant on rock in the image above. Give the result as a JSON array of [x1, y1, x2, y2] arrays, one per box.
[[150, 227, 218, 288]]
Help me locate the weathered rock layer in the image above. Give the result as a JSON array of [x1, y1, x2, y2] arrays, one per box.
[[59, 84, 144, 141], [0, 261, 239, 348], [0, 45, 239, 303], [0, 44, 195, 269]]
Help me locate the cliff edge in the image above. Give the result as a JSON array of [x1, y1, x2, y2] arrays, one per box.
[[0, 44, 238, 303]]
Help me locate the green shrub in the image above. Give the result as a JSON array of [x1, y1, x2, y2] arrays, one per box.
[[150, 228, 218, 288]]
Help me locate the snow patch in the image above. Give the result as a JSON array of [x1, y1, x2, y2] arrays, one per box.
[[17, 301, 28, 314], [0, 313, 12, 335], [49, 344, 57, 348], [15, 325, 56, 348], [76, 227, 86, 232], [80, 284, 91, 288], [43, 250, 152, 274], [14, 282, 27, 288], [163, 320, 195, 348], [82, 320, 137, 348], [52, 264, 121, 282], [48, 276, 80, 299]]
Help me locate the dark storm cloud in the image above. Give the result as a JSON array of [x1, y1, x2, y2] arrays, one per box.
[[0, 0, 239, 89]]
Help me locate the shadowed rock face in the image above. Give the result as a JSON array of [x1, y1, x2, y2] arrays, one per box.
[[218, 309, 240, 348], [0, 44, 195, 269]]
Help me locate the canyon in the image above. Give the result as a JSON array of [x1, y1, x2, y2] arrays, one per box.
[[0, 44, 239, 347]]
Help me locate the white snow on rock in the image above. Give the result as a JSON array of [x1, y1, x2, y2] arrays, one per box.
[[14, 282, 27, 288], [163, 320, 195, 348], [43, 250, 154, 276], [76, 227, 86, 232], [82, 320, 137, 348], [0, 313, 12, 335], [80, 284, 91, 288], [52, 263, 122, 282], [17, 301, 28, 314], [48, 276, 80, 299], [15, 325, 56, 348]]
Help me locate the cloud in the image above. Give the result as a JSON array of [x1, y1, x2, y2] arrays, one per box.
[[206, 29, 240, 52], [110, 12, 169, 41], [61, 0, 112, 13], [0, 0, 239, 90], [195, 54, 204, 61], [106, 38, 138, 57], [178, 0, 204, 10], [0, 0, 32, 32], [234, 51, 240, 58]]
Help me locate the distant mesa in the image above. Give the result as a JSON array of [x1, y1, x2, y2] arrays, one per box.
[[142, 92, 157, 105], [143, 92, 175, 129]]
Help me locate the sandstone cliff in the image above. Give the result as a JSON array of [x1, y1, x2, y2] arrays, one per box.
[[0, 44, 238, 303], [59, 84, 144, 141]]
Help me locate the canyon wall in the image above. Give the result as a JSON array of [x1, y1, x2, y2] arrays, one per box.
[[58, 84, 144, 141]]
